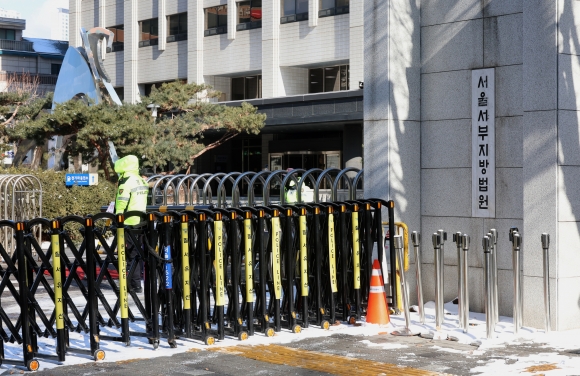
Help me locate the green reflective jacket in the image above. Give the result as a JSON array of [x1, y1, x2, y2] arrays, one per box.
[[114, 155, 148, 225]]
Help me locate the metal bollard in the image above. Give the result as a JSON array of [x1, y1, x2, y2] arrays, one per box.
[[411, 231, 425, 325], [453, 232, 463, 329], [461, 234, 470, 332], [483, 235, 494, 339], [437, 230, 447, 327], [509, 228, 522, 334], [541, 233, 551, 333], [432, 232, 443, 330], [489, 229, 499, 328], [392, 235, 415, 336], [485, 231, 496, 331]]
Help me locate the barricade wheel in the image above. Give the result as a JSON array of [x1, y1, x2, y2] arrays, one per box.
[[169, 340, 178, 348], [321, 320, 331, 330], [94, 349, 106, 361], [348, 316, 357, 325], [153, 340, 159, 350], [204, 336, 215, 345], [238, 331, 249, 341], [265, 328, 275, 337], [27, 359, 40, 372], [292, 324, 302, 334]]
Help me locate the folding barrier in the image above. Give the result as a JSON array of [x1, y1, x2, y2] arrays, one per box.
[[0, 171, 407, 370]]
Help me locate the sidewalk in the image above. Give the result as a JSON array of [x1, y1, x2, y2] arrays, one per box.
[[11, 300, 580, 375]]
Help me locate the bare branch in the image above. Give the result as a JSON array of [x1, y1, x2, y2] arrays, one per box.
[[1, 105, 19, 127], [190, 131, 238, 160]]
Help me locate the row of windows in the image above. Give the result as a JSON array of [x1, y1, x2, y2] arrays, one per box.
[[0, 28, 16, 41], [233, 65, 350, 100], [106, 0, 348, 47]]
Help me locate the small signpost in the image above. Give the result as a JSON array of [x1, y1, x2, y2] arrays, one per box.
[[65, 173, 98, 186]]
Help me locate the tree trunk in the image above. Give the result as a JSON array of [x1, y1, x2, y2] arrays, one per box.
[[30, 146, 44, 169]]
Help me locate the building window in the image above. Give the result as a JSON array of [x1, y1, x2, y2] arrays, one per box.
[[0, 28, 16, 40], [319, 0, 349, 17], [139, 18, 159, 47], [309, 65, 349, 93], [167, 12, 187, 42], [231, 75, 262, 100], [114, 87, 124, 102], [51, 64, 62, 76], [108, 25, 124, 52], [281, 0, 308, 24], [237, 0, 262, 31], [205, 6, 228, 36]]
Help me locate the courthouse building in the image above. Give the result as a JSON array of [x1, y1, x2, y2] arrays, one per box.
[[71, 0, 580, 331]]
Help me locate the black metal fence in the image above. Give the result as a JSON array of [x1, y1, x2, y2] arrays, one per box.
[[0, 198, 394, 370]]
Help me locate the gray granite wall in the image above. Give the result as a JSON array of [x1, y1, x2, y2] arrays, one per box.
[[418, 0, 524, 316]]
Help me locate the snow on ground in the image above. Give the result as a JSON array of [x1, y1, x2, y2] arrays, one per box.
[[3, 298, 580, 373]]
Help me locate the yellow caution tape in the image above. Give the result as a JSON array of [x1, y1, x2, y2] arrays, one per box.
[[244, 218, 255, 302], [271, 217, 282, 300], [299, 215, 308, 297], [214, 220, 225, 306], [328, 214, 337, 293], [52, 233, 64, 330], [181, 222, 191, 310]]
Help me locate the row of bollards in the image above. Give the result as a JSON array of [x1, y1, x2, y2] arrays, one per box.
[[394, 228, 552, 337]]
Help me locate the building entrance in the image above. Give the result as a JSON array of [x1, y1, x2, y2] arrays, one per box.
[[269, 151, 341, 171]]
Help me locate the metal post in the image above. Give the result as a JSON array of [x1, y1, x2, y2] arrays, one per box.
[[162, 215, 176, 347], [437, 230, 447, 328], [51, 220, 66, 362], [392, 235, 415, 336], [541, 233, 551, 333], [116, 215, 131, 346], [453, 232, 463, 329], [432, 233, 443, 330], [483, 235, 493, 339], [271, 210, 282, 332], [461, 234, 470, 332], [298, 208, 309, 329], [213, 213, 225, 341], [485, 231, 495, 331], [180, 214, 192, 338], [510, 229, 522, 335], [84, 217, 103, 359], [411, 231, 424, 325], [243, 211, 255, 336], [147, 213, 160, 348], [489, 229, 499, 327], [15, 222, 40, 371], [351, 204, 362, 324]]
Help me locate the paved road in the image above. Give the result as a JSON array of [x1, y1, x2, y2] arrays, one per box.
[[19, 331, 578, 376]]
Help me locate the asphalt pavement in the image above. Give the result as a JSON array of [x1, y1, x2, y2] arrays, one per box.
[[21, 330, 577, 376]]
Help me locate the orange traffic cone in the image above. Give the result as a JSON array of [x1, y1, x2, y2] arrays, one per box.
[[366, 260, 390, 325]]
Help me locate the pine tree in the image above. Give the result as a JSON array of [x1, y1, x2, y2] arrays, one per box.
[[2, 81, 266, 179]]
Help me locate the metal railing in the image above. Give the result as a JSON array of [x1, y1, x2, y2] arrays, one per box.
[[0, 72, 59, 85], [145, 167, 365, 208], [0, 39, 33, 52]]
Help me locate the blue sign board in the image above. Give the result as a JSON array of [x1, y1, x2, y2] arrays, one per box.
[[65, 173, 96, 186]]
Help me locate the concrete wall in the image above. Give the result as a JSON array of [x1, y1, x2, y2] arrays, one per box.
[[363, 0, 421, 308], [556, 2, 580, 331], [418, 1, 524, 316]]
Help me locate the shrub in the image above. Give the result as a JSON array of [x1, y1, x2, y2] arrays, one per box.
[[0, 166, 115, 220]]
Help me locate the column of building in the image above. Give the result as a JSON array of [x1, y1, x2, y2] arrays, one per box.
[[187, 0, 204, 86], [70, 0, 83, 47], [158, 0, 167, 51], [349, 0, 363, 91], [363, 0, 421, 232], [262, 0, 281, 98], [123, 0, 139, 103], [522, 0, 580, 330]]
